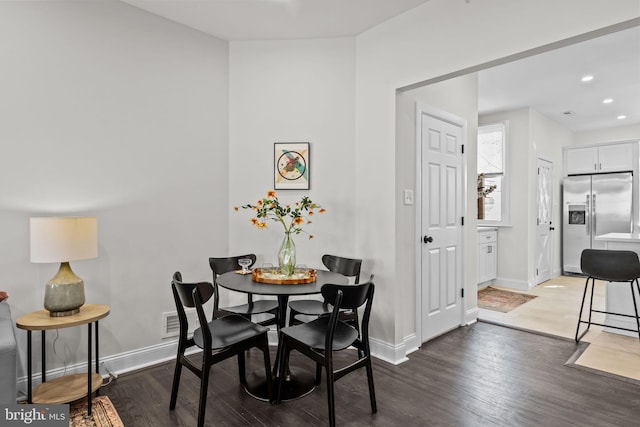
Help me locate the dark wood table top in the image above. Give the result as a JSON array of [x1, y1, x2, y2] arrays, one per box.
[[217, 269, 347, 296]]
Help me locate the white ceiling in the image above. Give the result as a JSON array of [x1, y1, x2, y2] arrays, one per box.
[[120, 0, 640, 133], [478, 26, 640, 132], [120, 0, 430, 40]]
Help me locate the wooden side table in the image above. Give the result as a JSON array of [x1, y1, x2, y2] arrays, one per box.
[[16, 304, 110, 415]]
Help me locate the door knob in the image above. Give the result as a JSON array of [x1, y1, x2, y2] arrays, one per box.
[[550, 227, 555, 231], [423, 235, 433, 243]]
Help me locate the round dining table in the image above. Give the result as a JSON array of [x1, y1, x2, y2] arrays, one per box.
[[216, 269, 347, 401]]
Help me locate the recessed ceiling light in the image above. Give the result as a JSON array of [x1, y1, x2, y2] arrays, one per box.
[[617, 115, 627, 120], [581, 75, 594, 82], [603, 98, 613, 104]]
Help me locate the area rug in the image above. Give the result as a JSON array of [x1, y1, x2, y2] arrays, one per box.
[[478, 286, 537, 313], [70, 395, 123, 427]]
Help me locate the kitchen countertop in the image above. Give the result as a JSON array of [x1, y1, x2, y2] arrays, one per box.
[[594, 232, 640, 243]]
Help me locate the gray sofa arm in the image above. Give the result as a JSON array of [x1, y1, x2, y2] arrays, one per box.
[[0, 302, 17, 403]]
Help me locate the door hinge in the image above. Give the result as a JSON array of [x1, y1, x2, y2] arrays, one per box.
[[461, 144, 464, 154], [461, 216, 464, 226], [536, 268, 539, 276], [461, 288, 464, 298]]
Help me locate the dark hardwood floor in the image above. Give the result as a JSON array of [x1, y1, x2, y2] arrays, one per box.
[[104, 322, 639, 426]]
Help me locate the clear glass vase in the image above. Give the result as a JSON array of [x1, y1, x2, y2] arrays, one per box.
[[278, 232, 296, 276]]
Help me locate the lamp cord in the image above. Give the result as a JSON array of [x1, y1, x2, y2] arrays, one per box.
[[51, 330, 68, 377], [49, 330, 117, 386]]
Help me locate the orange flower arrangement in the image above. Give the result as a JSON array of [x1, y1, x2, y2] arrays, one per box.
[[236, 190, 325, 239]]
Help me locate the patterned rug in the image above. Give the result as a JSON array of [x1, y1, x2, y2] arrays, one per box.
[[478, 286, 537, 313], [70, 395, 123, 427]]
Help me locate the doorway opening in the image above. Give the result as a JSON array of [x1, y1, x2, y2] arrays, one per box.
[[396, 21, 640, 348]]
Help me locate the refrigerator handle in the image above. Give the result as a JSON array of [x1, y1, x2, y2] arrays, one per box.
[[586, 195, 590, 236], [592, 194, 596, 236]]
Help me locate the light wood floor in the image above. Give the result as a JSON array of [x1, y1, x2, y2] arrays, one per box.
[[478, 275, 640, 381]]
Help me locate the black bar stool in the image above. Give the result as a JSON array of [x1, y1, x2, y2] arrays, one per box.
[[575, 249, 640, 343]]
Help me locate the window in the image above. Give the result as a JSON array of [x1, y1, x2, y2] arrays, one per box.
[[477, 121, 509, 224]]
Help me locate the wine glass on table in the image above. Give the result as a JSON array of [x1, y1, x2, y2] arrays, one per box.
[[238, 258, 252, 274]]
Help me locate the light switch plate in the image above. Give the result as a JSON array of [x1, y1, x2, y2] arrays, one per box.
[[403, 189, 414, 205]]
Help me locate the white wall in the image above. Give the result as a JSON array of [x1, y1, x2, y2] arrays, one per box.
[[574, 123, 640, 145], [227, 38, 357, 304], [0, 1, 229, 385], [355, 0, 639, 348]]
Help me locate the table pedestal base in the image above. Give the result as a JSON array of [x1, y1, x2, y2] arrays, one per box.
[[243, 366, 316, 402]]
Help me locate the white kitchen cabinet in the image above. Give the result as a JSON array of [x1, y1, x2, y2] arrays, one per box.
[[478, 228, 497, 284], [598, 143, 634, 172], [565, 142, 633, 175]]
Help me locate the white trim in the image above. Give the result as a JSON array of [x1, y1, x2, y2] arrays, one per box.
[[414, 102, 467, 348], [369, 335, 413, 365], [493, 276, 534, 291], [414, 102, 423, 349], [604, 315, 640, 338], [465, 308, 479, 326], [478, 120, 510, 226], [16, 340, 190, 400], [15, 335, 412, 398], [402, 333, 420, 356]]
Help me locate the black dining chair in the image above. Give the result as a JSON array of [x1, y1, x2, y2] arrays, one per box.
[[169, 272, 273, 427], [288, 254, 362, 327], [575, 249, 640, 343], [209, 255, 279, 326], [275, 280, 376, 427]]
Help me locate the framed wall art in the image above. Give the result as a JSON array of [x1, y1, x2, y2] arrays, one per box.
[[274, 142, 310, 190]]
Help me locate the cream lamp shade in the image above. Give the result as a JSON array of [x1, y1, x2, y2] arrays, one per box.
[[30, 217, 98, 316]]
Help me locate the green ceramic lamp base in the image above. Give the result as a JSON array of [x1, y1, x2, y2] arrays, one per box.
[[44, 262, 85, 317]]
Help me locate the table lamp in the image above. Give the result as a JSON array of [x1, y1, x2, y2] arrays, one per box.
[[30, 217, 98, 317]]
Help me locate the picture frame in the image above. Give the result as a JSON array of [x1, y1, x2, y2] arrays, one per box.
[[274, 142, 310, 190]]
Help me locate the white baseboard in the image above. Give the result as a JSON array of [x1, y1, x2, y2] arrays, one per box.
[[494, 271, 563, 291], [604, 314, 640, 338], [16, 340, 184, 399], [17, 333, 413, 395], [402, 333, 420, 356], [369, 335, 412, 365], [465, 307, 479, 325], [494, 276, 533, 291]]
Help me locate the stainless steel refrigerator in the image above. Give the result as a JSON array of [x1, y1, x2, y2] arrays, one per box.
[[563, 172, 633, 274]]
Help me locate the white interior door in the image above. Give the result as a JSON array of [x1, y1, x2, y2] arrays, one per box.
[[418, 106, 464, 343], [536, 158, 553, 284]]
